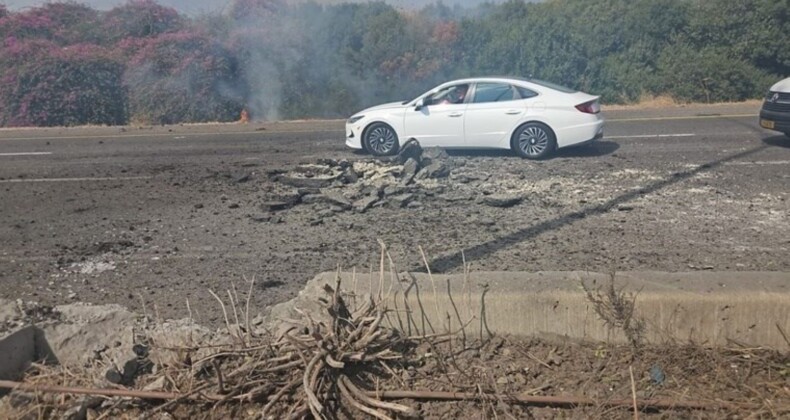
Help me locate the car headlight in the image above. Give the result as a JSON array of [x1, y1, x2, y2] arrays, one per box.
[[347, 115, 364, 124]]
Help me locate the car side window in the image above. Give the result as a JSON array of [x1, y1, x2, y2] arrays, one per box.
[[472, 83, 519, 103], [427, 84, 469, 105], [516, 86, 538, 99]]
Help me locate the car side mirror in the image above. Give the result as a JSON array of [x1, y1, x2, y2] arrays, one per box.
[[415, 97, 426, 110]]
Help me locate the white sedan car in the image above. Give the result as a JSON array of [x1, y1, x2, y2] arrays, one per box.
[[345, 77, 604, 159]]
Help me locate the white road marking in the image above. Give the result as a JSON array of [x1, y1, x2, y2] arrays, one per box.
[[606, 113, 755, 122], [0, 152, 52, 156], [605, 133, 695, 139], [725, 160, 790, 166], [0, 176, 152, 183], [0, 129, 345, 142]]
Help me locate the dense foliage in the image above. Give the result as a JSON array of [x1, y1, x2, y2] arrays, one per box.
[[0, 0, 787, 126]]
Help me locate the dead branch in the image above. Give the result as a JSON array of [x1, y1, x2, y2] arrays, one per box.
[[0, 380, 221, 401], [368, 389, 769, 412]]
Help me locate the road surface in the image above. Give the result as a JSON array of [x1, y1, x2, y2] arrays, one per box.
[[1, 102, 788, 324]]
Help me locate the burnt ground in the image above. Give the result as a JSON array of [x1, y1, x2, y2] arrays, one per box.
[[1, 103, 789, 326]]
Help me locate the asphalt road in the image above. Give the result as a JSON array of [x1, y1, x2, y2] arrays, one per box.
[[0, 104, 770, 181], [2, 102, 788, 324]]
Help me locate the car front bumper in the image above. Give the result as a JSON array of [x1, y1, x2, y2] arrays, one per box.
[[759, 106, 790, 134], [345, 123, 364, 150]]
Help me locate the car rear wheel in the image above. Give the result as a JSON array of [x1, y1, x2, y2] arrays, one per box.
[[512, 122, 556, 160], [363, 123, 399, 156]]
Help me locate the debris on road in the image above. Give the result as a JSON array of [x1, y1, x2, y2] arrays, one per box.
[[482, 193, 524, 208], [267, 144, 516, 217]]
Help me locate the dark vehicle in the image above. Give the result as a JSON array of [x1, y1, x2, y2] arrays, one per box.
[[759, 77, 790, 138]]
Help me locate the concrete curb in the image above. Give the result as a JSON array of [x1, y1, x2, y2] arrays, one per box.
[[0, 300, 232, 383], [0, 326, 37, 382], [264, 271, 790, 348]]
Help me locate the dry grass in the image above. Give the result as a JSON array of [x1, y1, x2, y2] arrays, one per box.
[[582, 274, 645, 350], [603, 95, 762, 111]]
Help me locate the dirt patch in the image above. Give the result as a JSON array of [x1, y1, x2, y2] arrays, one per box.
[[0, 300, 59, 336]]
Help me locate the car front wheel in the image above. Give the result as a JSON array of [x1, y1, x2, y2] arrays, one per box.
[[363, 123, 399, 156], [512, 122, 556, 160]]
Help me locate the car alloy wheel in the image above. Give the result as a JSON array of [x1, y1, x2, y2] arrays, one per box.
[[513, 123, 555, 159], [364, 123, 399, 156]]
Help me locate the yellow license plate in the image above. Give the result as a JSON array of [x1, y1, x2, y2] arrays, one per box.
[[760, 119, 775, 129]]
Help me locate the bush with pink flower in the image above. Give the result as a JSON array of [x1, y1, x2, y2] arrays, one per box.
[[102, 0, 183, 43], [123, 30, 244, 124], [0, 38, 126, 126]]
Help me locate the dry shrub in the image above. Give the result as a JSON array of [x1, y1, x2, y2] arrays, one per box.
[[582, 273, 645, 350]]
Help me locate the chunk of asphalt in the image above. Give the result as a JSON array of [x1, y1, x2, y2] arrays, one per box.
[[353, 195, 379, 213], [342, 168, 359, 183], [389, 193, 414, 208], [401, 158, 419, 184], [422, 146, 450, 163], [279, 173, 340, 188], [393, 138, 422, 165], [416, 161, 451, 180], [260, 201, 292, 211], [321, 191, 353, 210], [482, 194, 523, 208]]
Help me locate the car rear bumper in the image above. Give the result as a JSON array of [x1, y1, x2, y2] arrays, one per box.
[[574, 130, 604, 147], [759, 107, 790, 133], [556, 118, 605, 148]]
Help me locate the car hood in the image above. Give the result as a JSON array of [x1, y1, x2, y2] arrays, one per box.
[[356, 101, 408, 114], [770, 77, 790, 93]]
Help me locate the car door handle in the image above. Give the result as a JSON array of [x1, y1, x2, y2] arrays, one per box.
[[505, 109, 522, 115], [448, 112, 463, 117]]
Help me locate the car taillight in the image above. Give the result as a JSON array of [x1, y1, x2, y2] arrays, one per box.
[[575, 99, 600, 114]]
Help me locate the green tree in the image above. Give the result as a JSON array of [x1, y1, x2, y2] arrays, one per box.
[[656, 44, 774, 102]]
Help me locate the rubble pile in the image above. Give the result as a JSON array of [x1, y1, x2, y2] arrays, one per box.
[[261, 141, 527, 224]]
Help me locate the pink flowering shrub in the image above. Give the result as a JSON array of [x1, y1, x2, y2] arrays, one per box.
[[0, 39, 126, 126], [102, 0, 183, 42], [123, 30, 243, 124], [0, 3, 102, 45]]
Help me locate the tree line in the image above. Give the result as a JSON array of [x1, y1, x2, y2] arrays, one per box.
[[0, 0, 787, 126]]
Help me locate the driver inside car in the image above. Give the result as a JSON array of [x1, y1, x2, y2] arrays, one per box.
[[438, 85, 468, 105]]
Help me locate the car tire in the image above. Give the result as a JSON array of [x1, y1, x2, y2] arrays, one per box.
[[363, 123, 399, 156], [511, 122, 556, 160]]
